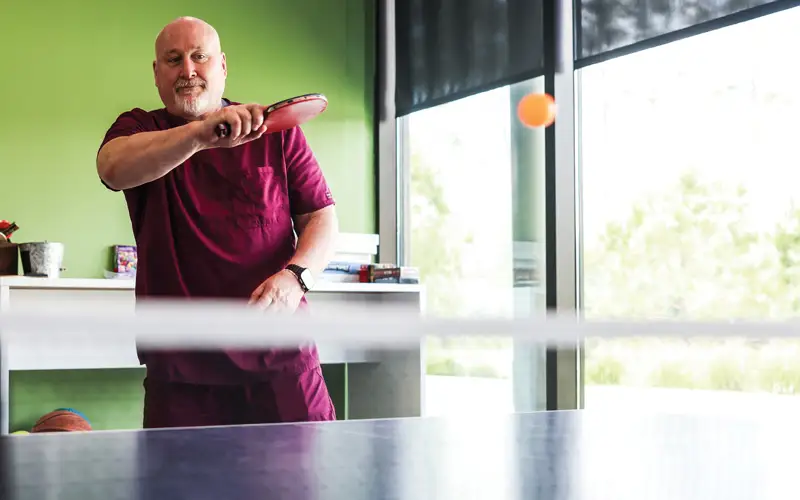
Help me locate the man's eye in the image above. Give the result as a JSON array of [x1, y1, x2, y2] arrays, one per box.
[[168, 58, 181, 64], [194, 54, 207, 61]]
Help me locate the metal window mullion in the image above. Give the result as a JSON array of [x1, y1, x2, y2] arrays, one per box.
[[377, 0, 399, 266], [545, 0, 581, 412]]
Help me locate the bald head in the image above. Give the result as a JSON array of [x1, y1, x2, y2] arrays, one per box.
[[155, 17, 221, 57], [152, 16, 228, 120]]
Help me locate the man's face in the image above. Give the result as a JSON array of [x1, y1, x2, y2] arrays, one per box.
[[153, 21, 227, 119]]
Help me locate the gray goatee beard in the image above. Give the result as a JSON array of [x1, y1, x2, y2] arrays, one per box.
[[174, 78, 211, 116]]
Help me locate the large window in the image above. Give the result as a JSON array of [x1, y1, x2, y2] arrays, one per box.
[[400, 77, 548, 416], [391, 3, 800, 416], [579, 7, 800, 414]]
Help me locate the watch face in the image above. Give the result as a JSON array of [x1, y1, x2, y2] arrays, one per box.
[[300, 268, 315, 290]]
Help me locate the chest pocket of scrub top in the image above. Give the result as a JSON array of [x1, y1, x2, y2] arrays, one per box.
[[229, 166, 290, 229]]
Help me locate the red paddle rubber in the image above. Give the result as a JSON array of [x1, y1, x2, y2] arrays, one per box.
[[215, 94, 327, 138]]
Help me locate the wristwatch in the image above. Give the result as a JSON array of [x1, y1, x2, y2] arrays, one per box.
[[285, 264, 314, 293]]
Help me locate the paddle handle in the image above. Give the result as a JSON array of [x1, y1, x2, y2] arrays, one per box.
[[215, 123, 232, 138]]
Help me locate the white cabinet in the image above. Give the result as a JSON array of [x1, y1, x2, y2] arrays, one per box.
[[0, 276, 425, 434]]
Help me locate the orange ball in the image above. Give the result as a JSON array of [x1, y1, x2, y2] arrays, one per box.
[[517, 93, 556, 128]]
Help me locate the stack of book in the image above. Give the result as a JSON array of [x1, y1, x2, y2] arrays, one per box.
[[321, 262, 420, 284]]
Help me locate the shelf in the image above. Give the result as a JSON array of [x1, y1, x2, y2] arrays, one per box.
[[0, 277, 422, 294], [313, 281, 422, 293], [0, 277, 134, 290]]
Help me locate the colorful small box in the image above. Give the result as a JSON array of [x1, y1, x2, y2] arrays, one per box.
[[112, 245, 137, 276]]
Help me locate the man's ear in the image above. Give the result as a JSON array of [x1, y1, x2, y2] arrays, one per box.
[[221, 52, 227, 78], [152, 60, 157, 86]]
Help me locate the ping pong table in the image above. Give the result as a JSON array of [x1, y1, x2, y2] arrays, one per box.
[[1, 409, 795, 499]]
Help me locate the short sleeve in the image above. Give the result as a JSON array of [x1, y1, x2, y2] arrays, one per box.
[[97, 109, 151, 192], [99, 108, 151, 150], [283, 126, 335, 216]]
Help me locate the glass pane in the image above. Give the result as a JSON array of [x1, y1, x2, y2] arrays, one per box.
[[578, 7, 800, 415], [402, 77, 547, 416]]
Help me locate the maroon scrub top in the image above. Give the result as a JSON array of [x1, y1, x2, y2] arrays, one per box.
[[99, 99, 335, 385]]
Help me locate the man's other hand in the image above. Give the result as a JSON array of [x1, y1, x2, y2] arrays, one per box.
[[248, 270, 304, 313]]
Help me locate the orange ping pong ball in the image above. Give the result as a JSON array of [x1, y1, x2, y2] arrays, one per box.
[[517, 92, 556, 128]]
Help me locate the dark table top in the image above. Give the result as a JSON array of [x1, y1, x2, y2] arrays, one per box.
[[2, 410, 795, 500]]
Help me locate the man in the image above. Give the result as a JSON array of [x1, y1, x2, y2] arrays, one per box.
[[96, 16, 339, 428]]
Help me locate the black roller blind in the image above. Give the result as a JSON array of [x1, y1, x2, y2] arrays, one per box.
[[395, 0, 546, 117], [577, 0, 798, 64]]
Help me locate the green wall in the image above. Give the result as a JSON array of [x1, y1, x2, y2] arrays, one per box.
[[0, 0, 375, 278], [1, 0, 374, 431], [9, 365, 348, 431]]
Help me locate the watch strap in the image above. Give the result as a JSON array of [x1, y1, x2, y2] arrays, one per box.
[[285, 264, 309, 293]]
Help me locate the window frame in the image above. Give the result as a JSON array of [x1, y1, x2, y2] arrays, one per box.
[[376, 0, 583, 412]]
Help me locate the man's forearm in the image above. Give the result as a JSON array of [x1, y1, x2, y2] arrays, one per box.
[[288, 207, 339, 278], [97, 122, 202, 191]]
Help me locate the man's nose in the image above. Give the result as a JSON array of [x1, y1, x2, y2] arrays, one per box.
[[180, 57, 197, 78]]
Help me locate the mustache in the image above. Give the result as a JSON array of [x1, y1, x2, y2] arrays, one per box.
[[175, 78, 206, 90]]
